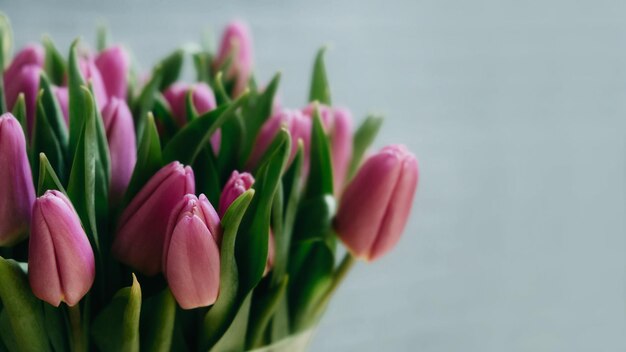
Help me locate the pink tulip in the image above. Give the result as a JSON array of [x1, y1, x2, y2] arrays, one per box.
[[218, 170, 255, 217], [95, 45, 129, 100], [214, 21, 253, 97], [3, 44, 44, 87], [29, 190, 95, 306], [163, 194, 221, 309], [112, 162, 195, 275], [302, 104, 353, 193], [101, 98, 137, 202], [247, 109, 311, 172], [79, 58, 107, 109], [0, 113, 35, 245], [53, 86, 69, 125], [334, 145, 418, 261], [4, 65, 41, 137]]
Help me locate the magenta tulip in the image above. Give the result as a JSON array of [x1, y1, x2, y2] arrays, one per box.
[[163, 194, 221, 309], [95, 45, 129, 100], [101, 98, 137, 202], [29, 190, 95, 306], [53, 86, 69, 125], [4, 65, 41, 137], [218, 170, 255, 217], [214, 20, 253, 97], [334, 145, 418, 261], [79, 58, 107, 109], [0, 113, 35, 245], [112, 161, 195, 275], [3, 44, 44, 87]]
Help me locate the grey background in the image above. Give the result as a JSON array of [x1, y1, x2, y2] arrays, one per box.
[[3, 0, 625, 351]]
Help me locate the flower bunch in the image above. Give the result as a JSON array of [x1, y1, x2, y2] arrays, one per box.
[[0, 13, 418, 352]]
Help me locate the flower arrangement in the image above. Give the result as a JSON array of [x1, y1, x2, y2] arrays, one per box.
[[0, 12, 419, 352]]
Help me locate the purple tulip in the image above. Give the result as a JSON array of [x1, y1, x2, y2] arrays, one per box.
[[218, 170, 255, 217], [0, 113, 35, 245], [29, 190, 95, 306], [95, 45, 129, 101], [163, 194, 221, 309], [4, 65, 41, 138], [53, 86, 69, 125], [3, 44, 44, 87], [101, 98, 137, 202], [79, 58, 107, 110], [112, 161, 195, 276], [302, 104, 353, 193], [247, 109, 312, 172], [334, 145, 418, 261], [214, 21, 253, 97]]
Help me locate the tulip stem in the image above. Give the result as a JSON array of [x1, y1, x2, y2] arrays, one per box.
[[309, 253, 356, 325], [68, 304, 85, 352]]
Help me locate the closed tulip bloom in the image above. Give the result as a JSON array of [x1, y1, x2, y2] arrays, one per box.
[[101, 98, 137, 202], [112, 161, 195, 275], [3, 44, 44, 87], [163, 194, 221, 309], [218, 171, 255, 217], [4, 65, 41, 137], [335, 145, 418, 261], [79, 58, 108, 109], [95, 45, 129, 100], [29, 190, 95, 306], [0, 113, 35, 245], [215, 21, 253, 97], [53, 86, 69, 125]]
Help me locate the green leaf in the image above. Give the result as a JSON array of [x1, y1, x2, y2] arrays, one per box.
[[0, 257, 50, 352], [236, 129, 290, 294], [192, 146, 221, 206], [201, 190, 254, 350], [42, 36, 66, 86], [37, 153, 66, 196], [11, 93, 26, 137], [308, 47, 331, 105], [39, 73, 68, 149], [43, 304, 69, 352], [213, 71, 231, 105], [246, 276, 289, 349], [305, 106, 334, 198], [157, 49, 184, 91], [210, 293, 252, 352], [292, 195, 336, 243], [140, 289, 175, 352], [123, 113, 162, 206], [0, 12, 12, 70], [96, 23, 108, 52], [162, 92, 248, 165], [216, 108, 244, 182], [348, 115, 383, 180], [151, 94, 178, 142], [192, 51, 211, 84], [68, 39, 86, 159], [92, 274, 141, 352], [32, 96, 65, 183], [184, 89, 199, 123], [132, 69, 162, 139]]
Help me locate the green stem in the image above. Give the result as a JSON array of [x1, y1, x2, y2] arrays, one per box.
[[308, 253, 356, 325], [68, 304, 85, 352]]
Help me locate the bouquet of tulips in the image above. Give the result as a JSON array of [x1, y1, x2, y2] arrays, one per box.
[[0, 12, 418, 352]]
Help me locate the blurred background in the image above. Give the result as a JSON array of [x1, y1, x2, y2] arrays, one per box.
[[3, 0, 625, 351]]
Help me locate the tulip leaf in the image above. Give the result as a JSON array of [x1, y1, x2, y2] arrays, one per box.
[[246, 276, 289, 349], [308, 47, 331, 105], [157, 49, 184, 91], [32, 96, 65, 184], [213, 71, 231, 105], [96, 23, 108, 52], [11, 93, 26, 137], [217, 109, 244, 182], [201, 190, 254, 350], [42, 36, 66, 86], [151, 94, 178, 142], [132, 68, 162, 139], [0, 309, 19, 352], [240, 72, 280, 166], [348, 115, 383, 180], [0, 257, 50, 352], [305, 106, 334, 198], [210, 293, 252, 352], [140, 289, 175, 352], [43, 304, 69, 352], [192, 51, 211, 85], [236, 129, 290, 294], [124, 113, 162, 206], [162, 92, 248, 165], [193, 145, 221, 206], [37, 153, 66, 196], [292, 195, 336, 243], [92, 274, 142, 352], [39, 73, 68, 149], [0, 12, 12, 113], [68, 39, 86, 159]]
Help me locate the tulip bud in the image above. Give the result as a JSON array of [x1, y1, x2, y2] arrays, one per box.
[[101, 98, 137, 202], [53, 86, 69, 125], [0, 113, 35, 245], [218, 171, 255, 217], [79, 58, 107, 109], [302, 104, 353, 192], [335, 145, 418, 261], [112, 161, 195, 275], [4, 65, 41, 137], [163, 194, 221, 309], [29, 190, 95, 306], [95, 45, 129, 100], [247, 109, 311, 171], [215, 21, 253, 97], [163, 82, 217, 127], [3, 44, 44, 87]]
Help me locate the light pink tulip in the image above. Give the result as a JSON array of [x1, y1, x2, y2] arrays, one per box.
[[95, 45, 129, 100], [3, 44, 44, 87], [335, 145, 418, 261], [215, 21, 253, 97], [0, 113, 35, 245], [53, 86, 69, 125], [218, 170, 255, 217], [112, 162, 195, 275], [79, 58, 107, 109], [163, 194, 221, 309], [4, 65, 41, 137], [29, 190, 95, 306], [101, 98, 137, 202]]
